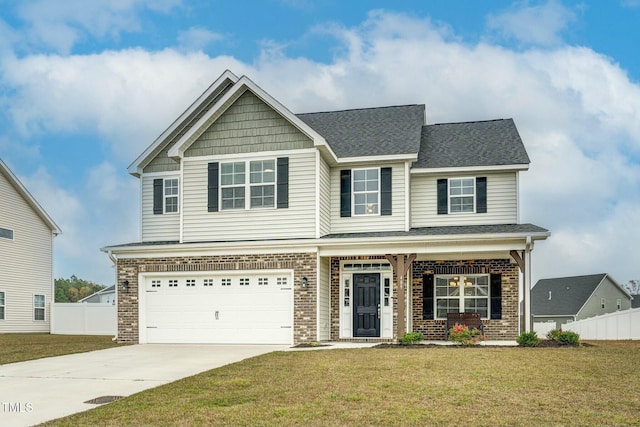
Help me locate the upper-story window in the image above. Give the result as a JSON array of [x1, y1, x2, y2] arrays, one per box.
[[153, 177, 179, 215], [353, 168, 379, 215], [220, 160, 275, 210], [437, 176, 487, 215], [449, 178, 475, 213]]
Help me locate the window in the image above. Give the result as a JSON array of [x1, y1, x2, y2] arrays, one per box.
[[168, 280, 178, 287], [258, 277, 269, 286], [219, 160, 277, 210], [164, 178, 179, 213], [435, 275, 489, 319], [203, 279, 214, 287], [240, 278, 250, 286], [220, 162, 245, 209], [221, 278, 231, 286], [250, 160, 275, 208], [276, 277, 288, 286], [34, 294, 45, 321], [617, 299, 622, 310], [0, 227, 13, 240], [449, 178, 475, 213], [0, 291, 5, 320], [353, 168, 379, 215], [151, 280, 161, 288], [601, 298, 606, 309], [186, 279, 196, 287], [153, 177, 179, 214]]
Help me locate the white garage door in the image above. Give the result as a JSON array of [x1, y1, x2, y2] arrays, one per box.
[[142, 272, 293, 344]]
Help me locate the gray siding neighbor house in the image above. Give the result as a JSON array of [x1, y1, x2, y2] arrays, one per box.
[[532, 273, 632, 329], [0, 159, 61, 332], [102, 70, 549, 345]]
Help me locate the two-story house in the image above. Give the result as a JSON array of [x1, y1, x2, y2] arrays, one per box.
[[103, 70, 549, 345], [1, 159, 61, 332]]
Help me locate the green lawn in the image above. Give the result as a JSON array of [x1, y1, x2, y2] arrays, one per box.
[[0, 334, 122, 365], [43, 341, 640, 427]]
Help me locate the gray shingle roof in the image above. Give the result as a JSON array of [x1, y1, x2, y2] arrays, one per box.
[[531, 274, 607, 316], [297, 105, 425, 158], [323, 223, 549, 239], [414, 119, 530, 168]]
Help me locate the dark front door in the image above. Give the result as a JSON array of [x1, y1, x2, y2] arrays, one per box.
[[353, 273, 381, 337]]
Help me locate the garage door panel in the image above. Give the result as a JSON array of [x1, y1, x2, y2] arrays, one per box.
[[144, 273, 293, 345]]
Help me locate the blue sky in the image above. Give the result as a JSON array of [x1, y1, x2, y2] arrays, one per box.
[[1, 0, 639, 288]]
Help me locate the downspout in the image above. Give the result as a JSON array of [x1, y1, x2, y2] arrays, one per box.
[[107, 250, 119, 341]]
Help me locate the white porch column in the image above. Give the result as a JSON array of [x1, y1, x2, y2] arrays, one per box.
[[524, 236, 533, 332]]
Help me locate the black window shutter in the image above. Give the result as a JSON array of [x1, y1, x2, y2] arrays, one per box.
[[340, 169, 351, 217], [153, 179, 163, 215], [380, 167, 392, 216], [476, 177, 487, 213], [437, 179, 448, 215], [490, 273, 502, 320], [277, 157, 289, 209], [423, 274, 434, 320], [207, 162, 219, 212]]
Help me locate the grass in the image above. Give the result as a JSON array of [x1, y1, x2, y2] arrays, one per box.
[[43, 341, 640, 427], [0, 334, 122, 365]]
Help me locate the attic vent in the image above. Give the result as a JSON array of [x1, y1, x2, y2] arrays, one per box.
[[548, 291, 552, 300]]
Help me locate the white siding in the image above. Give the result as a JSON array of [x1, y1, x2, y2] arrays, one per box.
[[318, 256, 330, 341], [0, 172, 53, 332], [330, 163, 406, 234], [318, 156, 331, 237], [140, 174, 180, 242], [181, 150, 317, 242], [410, 171, 518, 227]]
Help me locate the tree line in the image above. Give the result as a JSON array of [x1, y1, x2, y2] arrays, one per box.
[[55, 275, 106, 302]]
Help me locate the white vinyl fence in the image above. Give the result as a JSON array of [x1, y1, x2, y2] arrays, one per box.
[[533, 321, 557, 338], [51, 303, 117, 336], [561, 308, 640, 340]]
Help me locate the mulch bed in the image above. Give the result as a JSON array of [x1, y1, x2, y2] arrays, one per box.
[[373, 340, 591, 349]]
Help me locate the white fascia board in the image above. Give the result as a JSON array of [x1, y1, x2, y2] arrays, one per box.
[[410, 164, 530, 175], [0, 159, 62, 235], [336, 153, 417, 165], [128, 70, 239, 177], [167, 75, 337, 163]]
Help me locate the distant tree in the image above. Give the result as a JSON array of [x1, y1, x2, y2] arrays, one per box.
[[624, 279, 640, 295], [54, 275, 105, 302]]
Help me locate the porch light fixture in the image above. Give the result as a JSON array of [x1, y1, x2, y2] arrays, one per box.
[[299, 277, 309, 289], [120, 280, 129, 292]]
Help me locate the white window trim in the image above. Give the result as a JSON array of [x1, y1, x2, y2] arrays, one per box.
[[0, 290, 5, 321], [352, 167, 380, 216], [448, 177, 476, 214], [434, 274, 490, 320], [601, 298, 606, 309], [163, 177, 179, 214], [616, 299, 622, 310], [0, 227, 14, 240], [220, 158, 277, 211], [33, 294, 45, 322]]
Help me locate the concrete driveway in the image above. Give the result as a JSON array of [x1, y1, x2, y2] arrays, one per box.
[[0, 344, 287, 427]]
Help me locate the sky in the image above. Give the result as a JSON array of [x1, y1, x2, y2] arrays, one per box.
[[0, 0, 639, 289]]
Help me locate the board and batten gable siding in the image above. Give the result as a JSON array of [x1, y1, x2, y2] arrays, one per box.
[[0, 171, 53, 332], [181, 150, 317, 242], [318, 155, 331, 236], [410, 171, 519, 227], [140, 174, 180, 242], [185, 90, 315, 158], [330, 162, 407, 234]]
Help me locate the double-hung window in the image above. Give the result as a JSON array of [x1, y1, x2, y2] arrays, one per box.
[[34, 294, 45, 321], [435, 275, 489, 319], [0, 291, 5, 320], [164, 178, 179, 213], [353, 168, 379, 215], [449, 178, 475, 213], [220, 160, 276, 210]]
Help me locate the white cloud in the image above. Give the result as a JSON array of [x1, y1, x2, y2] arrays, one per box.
[[2, 9, 640, 285], [486, 0, 576, 46], [177, 27, 225, 52], [14, 0, 182, 54]]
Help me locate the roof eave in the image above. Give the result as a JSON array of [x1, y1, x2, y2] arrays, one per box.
[[411, 163, 530, 174]]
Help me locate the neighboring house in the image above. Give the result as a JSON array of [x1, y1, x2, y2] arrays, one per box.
[[102, 70, 549, 345], [0, 159, 61, 332], [78, 285, 116, 304], [631, 295, 640, 309], [532, 273, 632, 329]]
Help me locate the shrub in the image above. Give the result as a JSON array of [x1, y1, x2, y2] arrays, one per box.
[[557, 330, 580, 346], [399, 332, 424, 345], [516, 331, 540, 347], [546, 329, 562, 341], [449, 324, 483, 345]]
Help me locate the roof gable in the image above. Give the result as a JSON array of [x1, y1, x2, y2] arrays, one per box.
[[297, 105, 425, 160], [531, 273, 607, 316], [414, 119, 530, 170], [0, 159, 61, 234]]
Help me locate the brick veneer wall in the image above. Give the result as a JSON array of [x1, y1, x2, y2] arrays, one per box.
[[116, 252, 317, 345], [411, 259, 520, 340]]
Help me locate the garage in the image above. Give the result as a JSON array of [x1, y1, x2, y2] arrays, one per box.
[[140, 271, 293, 344]]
